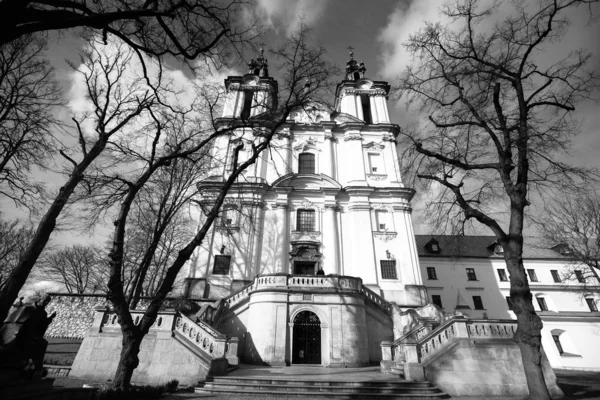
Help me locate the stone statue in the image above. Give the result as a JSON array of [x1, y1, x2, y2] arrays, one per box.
[[0, 295, 56, 377], [390, 305, 420, 339]]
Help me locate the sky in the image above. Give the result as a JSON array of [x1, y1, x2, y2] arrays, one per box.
[[3, 0, 600, 250]]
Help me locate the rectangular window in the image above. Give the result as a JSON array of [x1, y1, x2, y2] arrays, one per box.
[[361, 94, 372, 124], [473, 296, 484, 310], [497, 269, 508, 281], [575, 270, 585, 283], [427, 267, 437, 280], [552, 334, 564, 355], [367, 153, 382, 174], [527, 269, 538, 282], [466, 268, 477, 281], [380, 260, 397, 280], [506, 296, 513, 310], [432, 295, 443, 308], [376, 210, 389, 231], [586, 298, 598, 312], [296, 209, 315, 231], [241, 89, 253, 120], [298, 153, 315, 174], [212, 255, 231, 275], [537, 297, 548, 311], [551, 270, 561, 283]]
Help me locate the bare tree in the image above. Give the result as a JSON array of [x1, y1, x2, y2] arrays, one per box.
[[0, 214, 34, 291], [537, 187, 600, 292], [0, 0, 250, 65], [39, 244, 104, 294], [91, 25, 336, 389], [397, 0, 599, 398], [0, 33, 62, 207], [0, 38, 156, 323]]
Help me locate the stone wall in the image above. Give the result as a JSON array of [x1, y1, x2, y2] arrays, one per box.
[[44, 293, 208, 339]]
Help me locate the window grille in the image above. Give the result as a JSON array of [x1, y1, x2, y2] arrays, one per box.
[[296, 209, 315, 231], [380, 260, 397, 279], [298, 153, 315, 174], [213, 255, 231, 275], [466, 268, 477, 281]]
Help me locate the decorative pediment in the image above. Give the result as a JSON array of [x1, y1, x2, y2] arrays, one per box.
[[291, 102, 333, 125], [293, 136, 319, 152], [271, 173, 342, 191], [363, 141, 385, 150]]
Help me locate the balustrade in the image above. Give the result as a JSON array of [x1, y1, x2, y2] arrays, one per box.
[[173, 314, 228, 359], [99, 309, 174, 331], [466, 320, 516, 338]]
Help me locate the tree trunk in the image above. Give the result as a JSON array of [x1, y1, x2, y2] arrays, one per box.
[[504, 240, 551, 400], [113, 326, 143, 389]]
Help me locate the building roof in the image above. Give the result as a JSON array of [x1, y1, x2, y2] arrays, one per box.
[[415, 235, 568, 260]]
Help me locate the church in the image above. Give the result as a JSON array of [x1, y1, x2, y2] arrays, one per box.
[[70, 50, 597, 397], [184, 50, 426, 367]]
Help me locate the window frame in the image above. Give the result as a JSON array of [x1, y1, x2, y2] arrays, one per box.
[[427, 267, 438, 280], [212, 255, 232, 275], [497, 269, 508, 282], [536, 297, 549, 311], [575, 270, 585, 283], [551, 270, 561, 283], [380, 260, 398, 280], [585, 298, 598, 312], [527, 269, 538, 282], [432, 294, 443, 308], [466, 268, 477, 281], [367, 152, 384, 174], [298, 152, 316, 175], [552, 334, 564, 355], [296, 208, 316, 232], [360, 93, 373, 124], [506, 296, 513, 310], [472, 295, 484, 310]]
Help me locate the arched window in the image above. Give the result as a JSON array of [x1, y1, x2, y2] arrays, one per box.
[[298, 153, 315, 174], [550, 329, 579, 357], [241, 89, 253, 120], [296, 209, 315, 231], [361, 94, 372, 124]]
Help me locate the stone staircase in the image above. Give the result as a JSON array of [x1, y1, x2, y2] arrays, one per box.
[[197, 376, 450, 399]]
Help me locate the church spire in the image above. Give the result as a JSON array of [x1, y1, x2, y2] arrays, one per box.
[[247, 45, 269, 77], [345, 46, 366, 81]]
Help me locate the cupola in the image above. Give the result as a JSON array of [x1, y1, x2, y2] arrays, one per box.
[[334, 48, 391, 124]]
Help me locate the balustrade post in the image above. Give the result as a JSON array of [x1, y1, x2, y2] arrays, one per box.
[[380, 341, 393, 361], [226, 337, 239, 366], [402, 339, 425, 382], [454, 318, 469, 338]]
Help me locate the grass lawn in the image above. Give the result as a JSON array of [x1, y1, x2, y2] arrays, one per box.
[[44, 337, 82, 366]]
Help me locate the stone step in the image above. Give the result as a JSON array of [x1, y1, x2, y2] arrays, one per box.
[[206, 376, 433, 388], [197, 377, 449, 399]]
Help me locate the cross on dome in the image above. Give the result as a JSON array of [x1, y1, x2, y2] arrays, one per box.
[[345, 46, 366, 81], [247, 45, 269, 77]]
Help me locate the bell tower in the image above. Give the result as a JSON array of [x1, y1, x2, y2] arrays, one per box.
[[335, 48, 391, 124], [221, 48, 278, 119]]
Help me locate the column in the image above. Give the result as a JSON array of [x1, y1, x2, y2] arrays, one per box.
[[369, 95, 380, 124], [323, 205, 339, 274]]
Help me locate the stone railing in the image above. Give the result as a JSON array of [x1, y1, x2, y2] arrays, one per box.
[[99, 308, 176, 332], [382, 317, 518, 370], [173, 314, 229, 360], [222, 274, 390, 315]]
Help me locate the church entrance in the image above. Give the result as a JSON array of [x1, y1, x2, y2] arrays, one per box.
[[292, 311, 321, 365], [294, 261, 316, 275]]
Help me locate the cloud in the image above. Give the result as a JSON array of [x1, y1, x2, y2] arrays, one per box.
[[254, 0, 331, 36], [377, 0, 443, 80]]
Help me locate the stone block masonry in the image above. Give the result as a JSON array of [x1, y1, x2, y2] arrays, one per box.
[[44, 293, 208, 339]]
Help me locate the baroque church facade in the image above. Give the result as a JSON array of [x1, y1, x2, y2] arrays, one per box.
[[184, 51, 426, 366]]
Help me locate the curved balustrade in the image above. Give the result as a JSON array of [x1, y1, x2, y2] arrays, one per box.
[[173, 314, 227, 360], [360, 285, 392, 313], [418, 322, 457, 361]]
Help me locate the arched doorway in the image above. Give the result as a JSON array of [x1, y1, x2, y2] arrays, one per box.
[[292, 311, 321, 364]]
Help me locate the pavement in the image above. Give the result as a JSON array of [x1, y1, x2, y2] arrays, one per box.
[[52, 366, 600, 399]]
